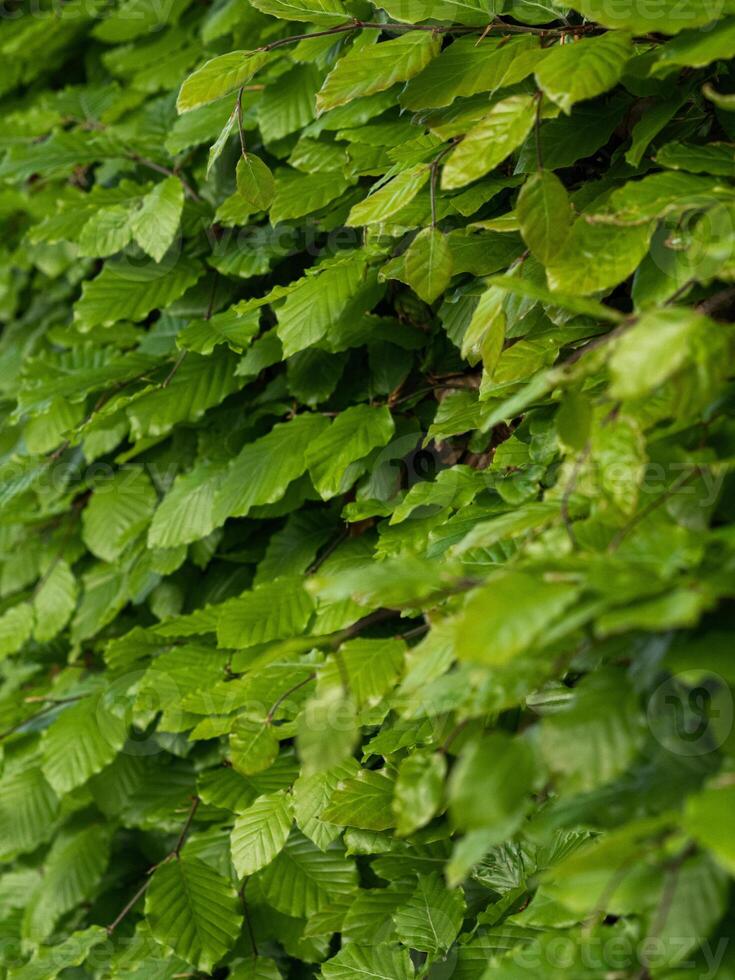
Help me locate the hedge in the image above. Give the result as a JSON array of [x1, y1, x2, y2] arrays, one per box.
[[0, 0, 734, 977]]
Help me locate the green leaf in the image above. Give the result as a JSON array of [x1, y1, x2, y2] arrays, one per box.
[[270, 169, 354, 224], [486, 273, 624, 323], [275, 253, 374, 357], [404, 228, 454, 304], [74, 255, 203, 330], [23, 823, 111, 941], [297, 688, 359, 776], [41, 695, 127, 794], [455, 570, 581, 666], [0, 768, 58, 861], [393, 751, 446, 837], [145, 856, 241, 972], [217, 577, 315, 648], [82, 467, 157, 562], [441, 95, 537, 190], [321, 944, 414, 979], [322, 768, 396, 831], [516, 171, 573, 265], [317, 33, 441, 113], [656, 141, 735, 177], [255, 832, 357, 917], [540, 669, 645, 792], [8, 926, 106, 980], [230, 717, 280, 776], [236, 154, 276, 211], [148, 461, 221, 548], [546, 217, 653, 295], [0, 602, 34, 658], [319, 636, 405, 706], [33, 560, 77, 643], [535, 32, 633, 115], [231, 790, 293, 877], [460, 283, 505, 370], [292, 759, 357, 849], [178, 51, 270, 112], [207, 107, 237, 177], [448, 733, 535, 835], [214, 413, 329, 521], [653, 17, 735, 73], [251, 0, 349, 25], [568, 0, 727, 34], [78, 205, 133, 258], [346, 165, 430, 226], [126, 349, 241, 440], [306, 404, 395, 500], [683, 784, 735, 875], [401, 34, 545, 111], [130, 177, 184, 263], [178, 309, 260, 355], [608, 308, 714, 400], [392, 872, 465, 954]]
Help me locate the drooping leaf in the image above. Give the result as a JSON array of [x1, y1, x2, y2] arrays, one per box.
[[145, 856, 241, 972], [516, 171, 573, 264], [236, 154, 276, 211], [404, 228, 454, 304]]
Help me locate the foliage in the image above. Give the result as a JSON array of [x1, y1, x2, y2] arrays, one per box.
[[0, 0, 734, 978]]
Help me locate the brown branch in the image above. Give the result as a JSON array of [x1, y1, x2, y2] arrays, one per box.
[[127, 154, 202, 203], [106, 795, 201, 936], [256, 18, 599, 53], [235, 88, 248, 159], [106, 877, 151, 937], [162, 277, 219, 389], [239, 880, 259, 958], [174, 796, 201, 856], [267, 674, 316, 722]]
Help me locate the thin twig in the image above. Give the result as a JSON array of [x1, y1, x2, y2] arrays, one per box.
[[106, 878, 151, 937], [439, 719, 468, 755], [534, 91, 544, 171], [235, 88, 247, 159], [127, 154, 202, 203], [106, 795, 201, 936], [635, 843, 697, 979], [307, 526, 349, 574], [0, 695, 85, 742], [608, 468, 700, 552], [239, 880, 258, 957], [162, 277, 218, 389], [266, 674, 316, 722], [161, 351, 187, 389], [174, 796, 201, 856], [257, 19, 599, 52]]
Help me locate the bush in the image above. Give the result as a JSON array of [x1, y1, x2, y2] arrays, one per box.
[[0, 0, 734, 976]]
